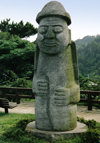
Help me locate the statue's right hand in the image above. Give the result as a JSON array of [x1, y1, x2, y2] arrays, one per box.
[[37, 80, 48, 95]]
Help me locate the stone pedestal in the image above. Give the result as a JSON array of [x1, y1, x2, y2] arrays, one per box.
[[26, 121, 87, 141]]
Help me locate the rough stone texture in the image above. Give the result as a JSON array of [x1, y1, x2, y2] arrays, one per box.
[[26, 121, 87, 141], [32, 1, 80, 131], [36, 1, 71, 25]]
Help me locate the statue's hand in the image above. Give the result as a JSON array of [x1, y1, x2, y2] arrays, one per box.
[[54, 87, 70, 106], [70, 84, 80, 103], [37, 80, 48, 95]]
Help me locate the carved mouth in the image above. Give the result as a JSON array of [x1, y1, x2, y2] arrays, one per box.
[[43, 40, 57, 46], [44, 44, 56, 47]]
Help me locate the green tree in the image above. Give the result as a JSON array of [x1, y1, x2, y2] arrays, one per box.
[[0, 19, 37, 38], [0, 32, 36, 86], [77, 35, 100, 78]]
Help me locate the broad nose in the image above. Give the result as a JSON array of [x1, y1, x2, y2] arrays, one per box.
[[45, 26, 55, 39]]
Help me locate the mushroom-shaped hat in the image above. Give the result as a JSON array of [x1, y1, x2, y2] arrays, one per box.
[[36, 1, 71, 25]]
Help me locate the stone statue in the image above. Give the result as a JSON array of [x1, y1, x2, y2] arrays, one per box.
[[32, 1, 80, 131]]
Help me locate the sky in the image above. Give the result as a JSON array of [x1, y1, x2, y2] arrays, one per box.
[[0, 0, 100, 41]]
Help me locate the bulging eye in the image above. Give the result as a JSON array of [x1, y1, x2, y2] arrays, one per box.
[[38, 26, 47, 34], [54, 26, 63, 33]]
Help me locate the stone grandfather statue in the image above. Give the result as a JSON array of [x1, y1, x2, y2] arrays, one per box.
[[32, 1, 80, 131]]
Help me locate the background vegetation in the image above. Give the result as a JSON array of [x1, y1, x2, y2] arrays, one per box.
[[76, 35, 100, 91], [0, 19, 37, 38], [76, 35, 100, 78], [0, 32, 36, 87], [0, 19, 37, 87]]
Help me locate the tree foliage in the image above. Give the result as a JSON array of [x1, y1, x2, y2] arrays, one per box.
[[0, 32, 35, 87], [0, 19, 37, 38], [76, 35, 100, 78]]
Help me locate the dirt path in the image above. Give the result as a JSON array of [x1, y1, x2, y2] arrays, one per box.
[[0, 101, 35, 114], [0, 101, 100, 122], [77, 105, 100, 122]]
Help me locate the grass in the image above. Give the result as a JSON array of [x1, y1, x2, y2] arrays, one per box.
[[96, 122, 100, 129], [0, 112, 35, 143], [0, 112, 100, 143]]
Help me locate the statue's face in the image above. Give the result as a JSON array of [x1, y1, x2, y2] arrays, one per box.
[[37, 17, 69, 54]]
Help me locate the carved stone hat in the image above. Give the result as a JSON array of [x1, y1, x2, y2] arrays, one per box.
[[36, 1, 71, 25]]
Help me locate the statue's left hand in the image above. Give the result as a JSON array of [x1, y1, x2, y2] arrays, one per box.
[[54, 87, 70, 106], [70, 84, 80, 103]]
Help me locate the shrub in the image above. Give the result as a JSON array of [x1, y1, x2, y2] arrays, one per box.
[[86, 120, 96, 129], [10, 78, 32, 88], [81, 129, 100, 143], [77, 117, 96, 129]]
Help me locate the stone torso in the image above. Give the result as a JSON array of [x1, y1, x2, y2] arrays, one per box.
[[37, 51, 67, 88]]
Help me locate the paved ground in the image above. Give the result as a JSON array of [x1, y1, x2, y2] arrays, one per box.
[[0, 101, 100, 122]]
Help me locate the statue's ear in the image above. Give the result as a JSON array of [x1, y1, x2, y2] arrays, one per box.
[[71, 41, 79, 85], [66, 28, 71, 49], [34, 43, 40, 72]]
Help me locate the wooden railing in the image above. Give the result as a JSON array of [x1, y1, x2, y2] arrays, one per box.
[[0, 87, 34, 104], [0, 87, 100, 110], [80, 90, 100, 110]]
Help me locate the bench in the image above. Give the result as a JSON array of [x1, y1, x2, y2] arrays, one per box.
[[0, 98, 17, 114]]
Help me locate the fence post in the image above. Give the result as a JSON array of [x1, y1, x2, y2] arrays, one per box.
[[2, 90, 6, 98], [88, 94, 92, 110], [5, 108, 8, 114], [16, 96, 20, 104], [16, 89, 20, 104]]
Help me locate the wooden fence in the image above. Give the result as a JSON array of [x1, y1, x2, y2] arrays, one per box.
[[0, 87, 100, 110], [0, 87, 34, 104], [80, 90, 100, 110]]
